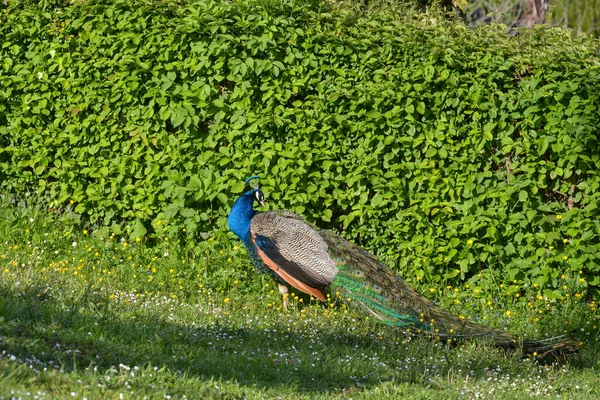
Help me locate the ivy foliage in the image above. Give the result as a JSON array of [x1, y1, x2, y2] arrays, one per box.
[[1, 0, 599, 295]]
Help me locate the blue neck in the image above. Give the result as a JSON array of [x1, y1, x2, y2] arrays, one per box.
[[228, 191, 256, 246]]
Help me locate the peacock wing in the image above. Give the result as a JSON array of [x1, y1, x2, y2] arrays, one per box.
[[250, 211, 338, 301]]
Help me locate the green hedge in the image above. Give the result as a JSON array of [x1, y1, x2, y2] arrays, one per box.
[[1, 0, 599, 296]]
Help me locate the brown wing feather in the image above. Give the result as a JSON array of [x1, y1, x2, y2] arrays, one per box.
[[252, 234, 326, 301], [250, 212, 338, 296]]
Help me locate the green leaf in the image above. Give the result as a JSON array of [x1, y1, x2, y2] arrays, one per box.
[[537, 137, 549, 155], [231, 181, 245, 193], [519, 191, 528, 202], [171, 112, 186, 128], [131, 219, 147, 240], [504, 242, 516, 255], [217, 193, 229, 205]]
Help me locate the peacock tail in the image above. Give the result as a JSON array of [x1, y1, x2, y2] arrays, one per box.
[[322, 228, 484, 335], [320, 228, 577, 359], [228, 185, 579, 360]]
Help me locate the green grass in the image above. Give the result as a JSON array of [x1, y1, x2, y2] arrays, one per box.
[[1, 195, 599, 399]]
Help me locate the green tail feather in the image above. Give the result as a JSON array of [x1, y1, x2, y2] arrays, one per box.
[[333, 272, 424, 328], [321, 229, 579, 360]]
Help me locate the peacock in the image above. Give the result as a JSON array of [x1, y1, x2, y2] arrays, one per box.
[[227, 177, 578, 360]]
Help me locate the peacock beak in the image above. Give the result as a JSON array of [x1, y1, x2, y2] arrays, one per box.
[[259, 199, 266, 208]]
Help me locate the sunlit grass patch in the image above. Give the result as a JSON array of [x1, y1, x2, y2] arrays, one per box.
[[0, 197, 599, 399]]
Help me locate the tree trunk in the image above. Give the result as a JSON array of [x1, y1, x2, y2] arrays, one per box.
[[521, 0, 549, 27]]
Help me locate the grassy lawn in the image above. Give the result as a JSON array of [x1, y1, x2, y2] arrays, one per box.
[[1, 196, 599, 399]]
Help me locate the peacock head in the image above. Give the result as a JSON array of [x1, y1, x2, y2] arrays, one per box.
[[249, 187, 265, 207], [228, 176, 265, 241], [242, 175, 265, 207]]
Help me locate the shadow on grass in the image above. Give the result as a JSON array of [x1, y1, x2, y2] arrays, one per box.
[[0, 286, 598, 395], [0, 287, 385, 394]]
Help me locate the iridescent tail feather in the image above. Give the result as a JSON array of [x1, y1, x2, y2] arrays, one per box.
[[324, 230, 579, 360]]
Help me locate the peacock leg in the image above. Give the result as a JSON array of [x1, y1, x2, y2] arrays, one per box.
[[278, 283, 289, 309]]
